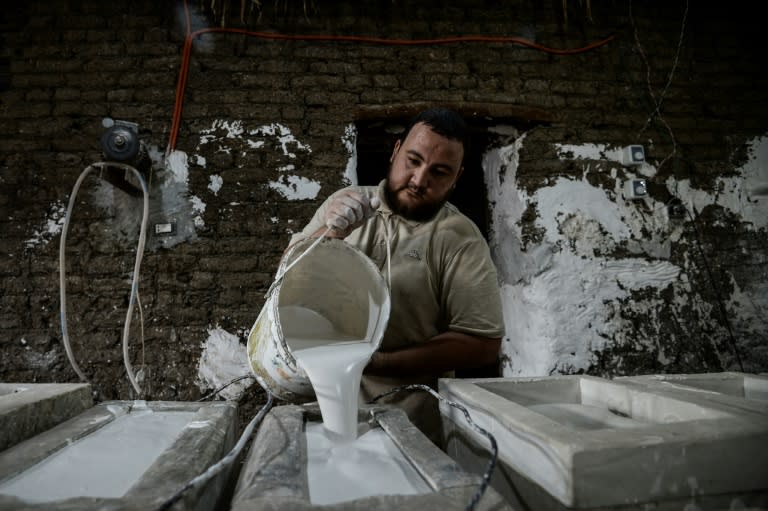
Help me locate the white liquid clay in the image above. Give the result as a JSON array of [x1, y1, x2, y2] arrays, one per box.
[[280, 304, 377, 441], [290, 340, 374, 440], [0, 410, 195, 502], [305, 422, 431, 505]]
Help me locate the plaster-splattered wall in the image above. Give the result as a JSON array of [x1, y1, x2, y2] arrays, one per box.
[[1, 0, 766, 409], [486, 135, 767, 377]]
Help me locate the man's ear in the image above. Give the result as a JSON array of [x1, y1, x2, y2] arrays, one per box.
[[389, 139, 401, 163]]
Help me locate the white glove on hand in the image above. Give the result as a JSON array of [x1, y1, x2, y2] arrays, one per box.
[[324, 190, 381, 234]]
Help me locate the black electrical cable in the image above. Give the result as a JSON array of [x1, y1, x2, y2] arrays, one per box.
[[368, 384, 498, 511], [686, 205, 745, 371], [155, 390, 275, 511], [196, 374, 255, 401]]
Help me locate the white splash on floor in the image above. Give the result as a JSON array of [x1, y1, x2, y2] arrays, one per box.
[[196, 326, 252, 400]]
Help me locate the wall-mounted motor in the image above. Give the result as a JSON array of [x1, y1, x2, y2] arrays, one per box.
[[99, 118, 149, 196], [101, 118, 142, 163]]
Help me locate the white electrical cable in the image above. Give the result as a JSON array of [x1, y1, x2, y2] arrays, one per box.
[[59, 162, 149, 396], [382, 213, 393, 290]]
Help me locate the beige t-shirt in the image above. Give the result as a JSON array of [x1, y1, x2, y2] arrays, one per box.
[[290, 180, 505, 444], [290, 180, 505, 347]]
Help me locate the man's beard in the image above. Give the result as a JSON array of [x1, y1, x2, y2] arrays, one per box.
[[383, 179, 448, 222]]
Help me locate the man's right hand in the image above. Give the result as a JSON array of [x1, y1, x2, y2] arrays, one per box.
[[323, 190, 380, 237]]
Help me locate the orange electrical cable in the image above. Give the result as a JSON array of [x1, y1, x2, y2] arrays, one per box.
[[168, 0, 617, 151]]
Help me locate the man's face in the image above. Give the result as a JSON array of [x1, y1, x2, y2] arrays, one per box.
[[384, 122, 464, 221]]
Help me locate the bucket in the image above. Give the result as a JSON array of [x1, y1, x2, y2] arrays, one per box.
[[247, 237, 390, 402]]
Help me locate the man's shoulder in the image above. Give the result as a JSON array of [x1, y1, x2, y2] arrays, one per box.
[[433, 202, 485, 240]]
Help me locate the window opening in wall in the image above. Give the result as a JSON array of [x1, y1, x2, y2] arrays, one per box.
[[355, 117, 503, 378], [355, 119, 495, 241]]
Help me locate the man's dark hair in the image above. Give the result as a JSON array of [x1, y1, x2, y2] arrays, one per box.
[[402, 107, 469, 152]]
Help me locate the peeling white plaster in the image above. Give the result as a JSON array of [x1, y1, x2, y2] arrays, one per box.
[[269, 174, 321, 200], [342, 124, 358, 186], [208, 175, 223, 195], [196, 326, 252, 401], [486, 137, 681, 376], [190, 195, 206, 227], [195, 155, 207, 167], [555, 143, 656, 178], [24, 200, 66, 249], [195, 119, 319, 201], [667, 135, 768, 230], [249, 122, 312, 158], [166, 150, 189, 184]]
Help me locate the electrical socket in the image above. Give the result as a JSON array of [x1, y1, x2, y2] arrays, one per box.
[[621, 145, 645, 166], [154, 221, 176, 236], [624, 178, 648, 200]]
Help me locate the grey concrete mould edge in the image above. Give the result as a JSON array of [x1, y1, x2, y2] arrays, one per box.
[[231, 403, 512, 511], [0, 383, 93, 452], [0, 400, 239, 511], [616, 372, 768, 416], [438, 376, 768, 508]]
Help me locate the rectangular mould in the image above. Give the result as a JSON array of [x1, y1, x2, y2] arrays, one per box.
[[618, 372, 768, 416], [231, 403, 511, 511], [0, 400, 237, 511], [0, 383, 92, 452], [439, 375, 768, 511]]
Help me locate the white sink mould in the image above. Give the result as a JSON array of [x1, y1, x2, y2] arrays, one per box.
[[618, 372, 768, 416], [0, 400, 237, 511], [0, 383, 92, 452], [231, 403, 511, 511], [439, 375, 768, 511]]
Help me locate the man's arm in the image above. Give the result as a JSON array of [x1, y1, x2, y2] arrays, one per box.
[[364, 331, 501, 378]]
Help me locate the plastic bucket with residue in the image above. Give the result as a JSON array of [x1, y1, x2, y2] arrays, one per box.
[[247, 237, 390, 402]]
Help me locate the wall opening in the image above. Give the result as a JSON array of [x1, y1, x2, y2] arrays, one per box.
[[355, 119, 494, 240], [355, 118, 503, 378]]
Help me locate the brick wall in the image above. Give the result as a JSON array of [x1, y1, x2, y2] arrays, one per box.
[[1, 1, 766, 407]]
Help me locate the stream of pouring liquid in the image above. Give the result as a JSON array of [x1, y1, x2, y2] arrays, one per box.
[[281, 305, 377, 441]]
